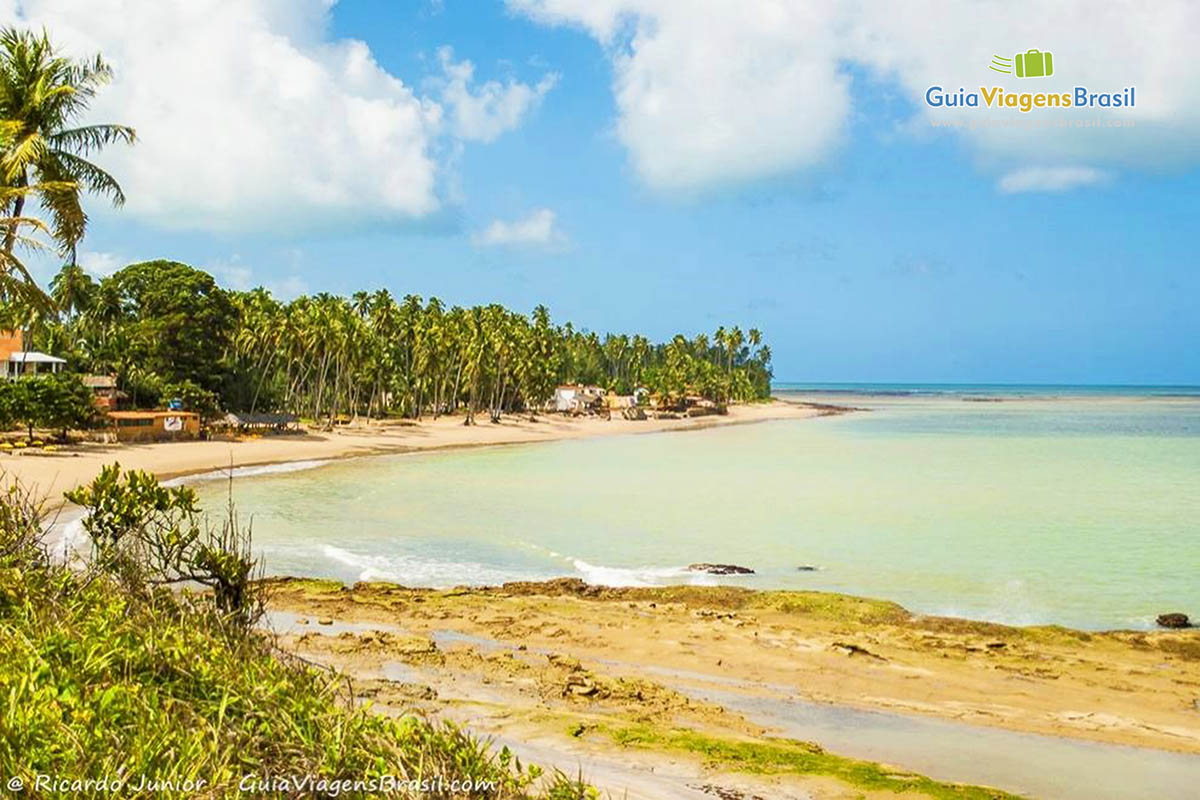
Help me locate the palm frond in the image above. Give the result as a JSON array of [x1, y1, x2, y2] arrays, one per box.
[[49, 123, 136, 153]]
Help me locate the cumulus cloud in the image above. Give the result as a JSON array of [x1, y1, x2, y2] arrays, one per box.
[[472, 208, 567, 249], [77, 250, 127, 278], [435, 46, 557, 143], [511, 0, 849, 190], [509, 0, 1200, 190], [998, 166, 1110, 194], [0, 0, 553, 232]]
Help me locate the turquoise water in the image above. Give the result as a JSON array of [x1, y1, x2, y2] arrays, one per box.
[[195, 389, 1200, 630]]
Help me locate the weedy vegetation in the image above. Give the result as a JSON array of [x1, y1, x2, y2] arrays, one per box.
[[0, 468, 597, 798]]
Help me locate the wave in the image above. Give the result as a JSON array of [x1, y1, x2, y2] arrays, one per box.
[[319, 544, 543, 588], [568, 558, 720, 587], [43, 510, 89, 562], [163, 459, 331, 486]]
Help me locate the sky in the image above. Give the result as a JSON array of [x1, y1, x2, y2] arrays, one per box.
[[3, 0, 1198, 384]]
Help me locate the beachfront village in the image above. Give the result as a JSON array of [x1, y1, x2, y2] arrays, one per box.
[[0, 307, 753, 454]]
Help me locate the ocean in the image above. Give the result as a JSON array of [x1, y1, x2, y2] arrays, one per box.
[[193, 385, 1200, 631]]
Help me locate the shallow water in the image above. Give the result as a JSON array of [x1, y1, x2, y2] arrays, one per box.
[[685, 685, 1200, 800], [197, 390, 1200, 631]]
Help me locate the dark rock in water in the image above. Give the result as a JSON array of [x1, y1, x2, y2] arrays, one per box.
[[687, 563, 755, 575], [796, 564, 818, 572], [1157, 613, 1191, 629]]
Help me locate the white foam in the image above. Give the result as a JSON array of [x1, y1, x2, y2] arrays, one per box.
[[569, 558, 719, 587], [43, 510, 89, 563], [163, 459, 331, 486], [318, 544, 540, 587]]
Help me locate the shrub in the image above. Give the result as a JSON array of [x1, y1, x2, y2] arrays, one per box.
[[0, 471, 594, 797]]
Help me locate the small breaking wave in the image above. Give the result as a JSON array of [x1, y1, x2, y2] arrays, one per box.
[[568, 558, 740, 587], [319, 544, 543, 587], [164, 459, 331, 486]]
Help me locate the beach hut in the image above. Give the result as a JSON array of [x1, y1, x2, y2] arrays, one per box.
[[82, 375, 121, 410], [216, 412, 301, 435], [553, 384, 607, 413], [108, 410, 201, 442]]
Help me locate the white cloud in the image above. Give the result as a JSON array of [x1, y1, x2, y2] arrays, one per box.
[[266, 275, 310, 300], [435, 46, 557, 143], [0, 0, 551, 233], [509, 0, 1200, 190], [472, 208, 567, 249], [77, 250, 126, 278], [511, 0, 848, 191], [204, 258, 256, 291], [998, 166, 1109, 194]]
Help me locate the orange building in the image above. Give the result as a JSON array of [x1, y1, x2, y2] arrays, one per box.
[[107, 411, 201, 443]]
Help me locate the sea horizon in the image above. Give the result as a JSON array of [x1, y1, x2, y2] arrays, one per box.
[[775, 381, 1200, 397]]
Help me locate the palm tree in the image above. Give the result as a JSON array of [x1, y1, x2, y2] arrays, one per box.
[[0, 27, 135, 260], [50, 261, 96, 318]]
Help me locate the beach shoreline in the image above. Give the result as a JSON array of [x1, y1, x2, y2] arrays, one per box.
[[2, 398, 834, 505]]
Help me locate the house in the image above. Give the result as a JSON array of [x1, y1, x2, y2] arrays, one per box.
[[552, 384, 606, 413], [107, 410, 200, 443], [82, 375, 121, 410], [0, 330, 66, 379], [603, 387, 649, 410]]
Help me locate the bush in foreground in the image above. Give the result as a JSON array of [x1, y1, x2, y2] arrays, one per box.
[[0, 474, 594, 798]]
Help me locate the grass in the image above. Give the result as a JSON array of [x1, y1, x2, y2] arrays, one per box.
[[592, 722, 1020, 799], [0, 480, 595, 799]]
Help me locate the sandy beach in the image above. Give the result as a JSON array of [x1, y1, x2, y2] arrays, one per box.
[[1, 400, 824, 504]]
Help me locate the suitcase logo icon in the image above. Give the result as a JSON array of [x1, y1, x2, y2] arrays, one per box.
[[990, 50, 1054, 78]]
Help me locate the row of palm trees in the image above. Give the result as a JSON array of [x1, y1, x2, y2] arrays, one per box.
[[226, 288, 771, 422]]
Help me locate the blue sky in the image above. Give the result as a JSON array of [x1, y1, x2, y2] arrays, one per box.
[[12, 0, 1200, 384]]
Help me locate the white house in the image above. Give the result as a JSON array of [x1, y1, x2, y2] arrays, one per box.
[[4, 351, 66, 379], [553, 384, 606, 413], [0, 330, 67, 379]]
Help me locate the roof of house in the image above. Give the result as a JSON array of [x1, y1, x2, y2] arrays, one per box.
[[222, 412, 299, 425], [108, 410, 199, 419], [82, 375, 117, 388], [7, 351, 66, 364]]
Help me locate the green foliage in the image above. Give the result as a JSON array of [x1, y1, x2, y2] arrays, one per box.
[[0, 372, 93, 439], [65, 464, 261, 626], [0, 475, 593, 797], [97, 260, 236, 393]]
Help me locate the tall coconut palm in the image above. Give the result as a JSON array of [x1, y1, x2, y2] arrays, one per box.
[[0, 27, 135, 260], [50, 261, 96, 318]]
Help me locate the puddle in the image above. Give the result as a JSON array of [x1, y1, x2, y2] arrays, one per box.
[[681, 685, 1200, 800], [262, 609, 407, 637]]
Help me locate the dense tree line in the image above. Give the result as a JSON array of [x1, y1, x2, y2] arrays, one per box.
[[31, 259, 773, 421]]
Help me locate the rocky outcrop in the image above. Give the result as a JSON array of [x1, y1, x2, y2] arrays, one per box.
[[686, 563, 755, 575], [1157, 613, 1191, 629]]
